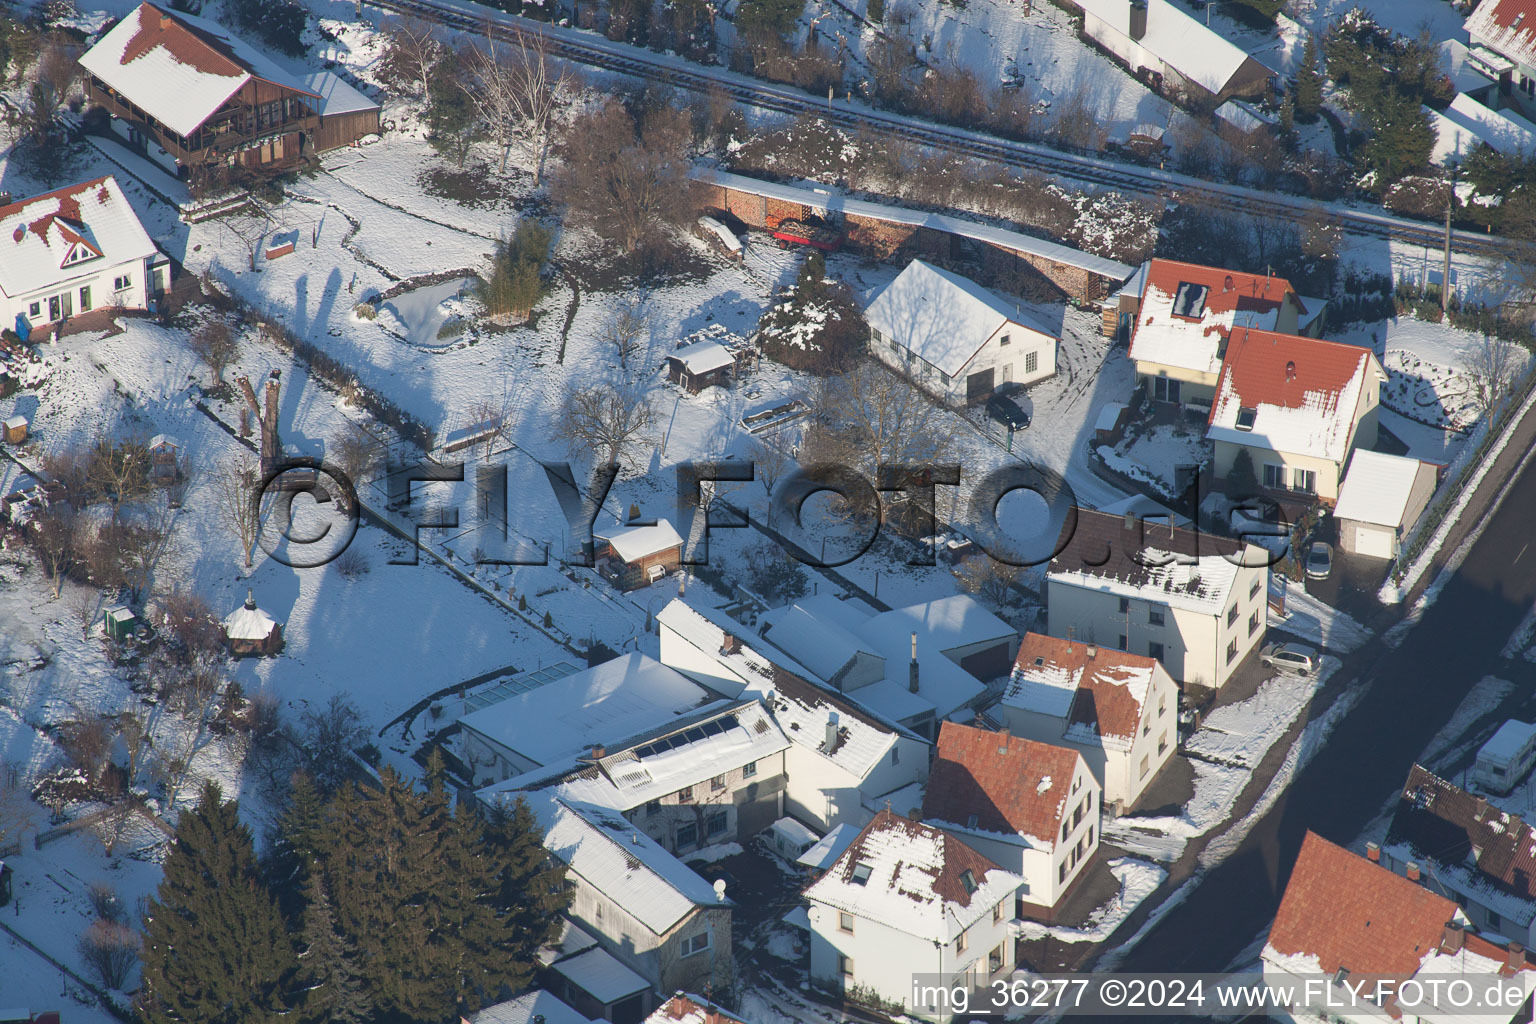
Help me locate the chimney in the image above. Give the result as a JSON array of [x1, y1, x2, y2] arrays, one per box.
[[630, 832, 639, 845], [245, 588, 257, 611], [825, 711, 840, 752], [671, 994, 688, 1019], [909, 631, 920, 693], [1507, 941, 1526, 974], [1129, 0, 1147, 41], [1441, 920, 1465, 955], [1085, 644, 1097, 658], [1223, 274, 1234, 293], [591, 744, 605, 759], [160, 11, 172, 28], [1476, 797, 1489, 821], [1511, 813, 1525, 834], [1285, 360, 1297, 381], [629, 503, 641, 522], [1406, 861, 1421, 882], [720, 633, 740, 656], [714, 878, 728, 902], [1123, 510, 1136, 530], [1365, 841, 1380, 863]]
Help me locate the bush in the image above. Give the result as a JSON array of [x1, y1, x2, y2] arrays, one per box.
[[89, 881, 125, 923], [78, 919, 140, 990], [352, 302, 376, 321], [335, 548, 371, 578], [755, 252, 868, 374]]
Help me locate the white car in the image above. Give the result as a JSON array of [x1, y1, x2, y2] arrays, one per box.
[[1307, 541, 1334, 580], [1260, 642, 1319, 676]]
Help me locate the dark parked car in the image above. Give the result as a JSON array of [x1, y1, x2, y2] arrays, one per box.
[[986, 394, 1030, 431]]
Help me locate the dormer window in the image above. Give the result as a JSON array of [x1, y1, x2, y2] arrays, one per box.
[[1235, 407, 1257, 431], [851, 861, 873, 886], [62, 243, 100, 267], [959, 869, 978, 895], [1172, 282, 1209, 318], [966, 813, 980, 829]]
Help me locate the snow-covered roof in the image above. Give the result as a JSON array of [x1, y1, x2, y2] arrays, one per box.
[[1479, 720, 1536, 767], [1215, 99, 1277, 134], [299, 70, 380, 117], [697, 216, 742, 253], [148, 433, 179, 450], [538, 917, 599, 966], [864, 260, 1055, 377], [458, 653, 711, 768], [2, 416, 25, 430], [924, 721, 1087, 846], [549, 947, 650, 1005], [1206, 329, 1384, 465], [695, 169, 1134, 282], [1466, 0, 1536, 75], [1048, 509, 1253, 615], [766, 669, 900, 780], [1128, 259, 1296, 378], [1426, 92, 1536, 165], [471, 990, 599, 1024], [1333, 450, 1435, 527], [1003, 633, 1160, 748], [79, 3, 320, 139], [655, 598, 818, 698], [865, 595, 1017, 657], [594, 518, 684, 563], [524, 790, 727, 935], [1093, 403, 1127, 433], [223, 593, 278, 641], [1075, 0, 1272, 95], [1441, 39, 1502, 96], [805, 810, 1021, 942], [762, 603, 879, 683], [797, 821, 858, 871], [847, 613, 988, 720], [668, 339, 735, 375], [0, 176, 157, 301]]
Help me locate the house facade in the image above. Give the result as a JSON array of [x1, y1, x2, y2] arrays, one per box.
[[1206, 329, 1386, 505], [0, 176, 166, 340], [1046, 509, 1269, 690], [1073, 0, 1276, 106], [997, 633, 1178, 813], [923, 722, 1100, 921], [865, 260, 1058, 406], [805, 810, 1022, 1021]]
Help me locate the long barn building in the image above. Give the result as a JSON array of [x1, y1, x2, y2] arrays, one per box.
[[694, 169, 1133, 304]]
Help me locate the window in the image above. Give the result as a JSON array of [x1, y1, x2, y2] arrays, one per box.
[[681, 932, 710, 957], [993, 901, 1004, 924], [1148, 608, 1165, 627], [960, 868, 978, 895], [1149, 642, 1165, 661], [1059, 861, 1067, 883], [711, 774, 726, 791], [27, 301, 39, 318], [645, 800, 661, 816], [1087, 825, 1094, 846], [1250, 577, 1262, 599], [1061, 820, 1069, 842], [1172, 282, 1209, 318], [706, 810, 728, 837], [1140, 755, 1151, 778], [1142, 721, 1150, 737], [1087, 791, 1092, 810], [890, 747, 899, 765], [1249, 611, 1260, 635], [1292, 468, 1316, 494], [1000, 333, 1011, 347], [851, 861, 873, 886], [967, 812, 980, 829], [1159, 733, 1168, 755], [676, 822, 698, 848], [743, 760, 757, 777], [1025, 350, 1038, 374], [1235, 407, 1257, 431], [79, 285, 91, 312], [1118, 597, 1130, 614], [113, 273, 131, 292], [1159, 697, 1167, 718], [1227, 604, 1238, 627], [1072, 777, 1081, 795], [1226, 638, 1238, 663], [1489, 909, 1503, 929], [839, 954, 854, 977], [989, 945, 1004, 974], [678, 786, 694, 803], [1153, 375, 1181, 403], [1263, 463, 1284, 489], [956, 930, 967, 954], [1118, 634, 1128, 650], [839, 911, 855, 933]]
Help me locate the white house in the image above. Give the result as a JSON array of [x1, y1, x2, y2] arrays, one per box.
[[805, 809, 1022, 1020], [515, 791, 734, 1008], [0, 176, 166, 340], [655, 599, 932, 832], [997, 633, 1178, 813], [1383, 765, 1536, 947], [1206, 328, 1386, 504], [1072, 0, 1275, 105], [1263, 831, 1536, 1024], [922, 722, 1099, 921], [1466, 0, 1536, 118], [1046, 508, 1269, 690], [865, 259, 1058, 406], [1332, 450, 1439, 560]]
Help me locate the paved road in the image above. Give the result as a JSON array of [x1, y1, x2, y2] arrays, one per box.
[[1115, 439, 1536, 976]]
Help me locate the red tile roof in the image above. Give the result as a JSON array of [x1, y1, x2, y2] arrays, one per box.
[[923, 721, 1086, 845], [1268, 832, 1457, 976], [120, 3, 244, 78], [1388, 764, 1536, 903], [1012, 633, 1157, 742], [1142, 259, 1295, 324], [649, 993, 750, 1024], [834, 808, 1005, 910], [1209, 328, 1376, 417]]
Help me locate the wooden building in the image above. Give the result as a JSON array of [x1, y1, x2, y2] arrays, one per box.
[[665, 339, 736, 394], [594, 518, 684, 591], [223, 589, 284, 656], [80, 4, 380, 179], [2, 416, 26, 444]]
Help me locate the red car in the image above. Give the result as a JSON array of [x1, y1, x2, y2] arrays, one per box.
[[771, 217, 844, 252]]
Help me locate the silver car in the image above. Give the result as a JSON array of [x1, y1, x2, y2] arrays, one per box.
[[1307, 541, 1334, 580], [1260, 642, 1319, 676]]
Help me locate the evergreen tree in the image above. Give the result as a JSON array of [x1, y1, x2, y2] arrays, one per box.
[[295, 871, 373, 1024], [1278, 91, 1297, 149], [1359, 92, 1434, 185], [138, 781, 298, 1024], [265, 772, 330, 918], [486, 794, 571, 991], [426, 53, 482, 169], [1295, 33, 1323, 123]]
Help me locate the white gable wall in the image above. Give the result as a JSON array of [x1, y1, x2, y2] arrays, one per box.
[[870, 318, 1057, 405], [7, 253, 160, 335]]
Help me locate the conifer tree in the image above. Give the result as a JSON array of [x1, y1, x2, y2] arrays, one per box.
[[486, 793, 571, 990], [138, 780, 298, 1024], [1295, 33, 1323, 123], [266, 771, 329, 917], [295, 871, 373, 1024]]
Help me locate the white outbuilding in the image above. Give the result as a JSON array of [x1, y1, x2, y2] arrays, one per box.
[[1332, 450, 1440, 560]]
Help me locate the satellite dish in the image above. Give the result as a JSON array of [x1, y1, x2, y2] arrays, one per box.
[[713, 878, 727, 902]]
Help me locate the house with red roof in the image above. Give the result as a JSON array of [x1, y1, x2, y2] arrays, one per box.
[[804, 808, 1023, 1020], [922, 721, 1099, 921], [1467, 0, 1536, 121], [1126, 259, 1318, 412], [0, 175, 165, 341], [1206, 329, 1386, 504], [996, 634, 1178, 813], [80, 3, 379, 179], [1263, 831, 1536, 1023]]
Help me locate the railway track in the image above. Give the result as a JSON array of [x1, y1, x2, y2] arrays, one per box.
[[368, 0, 1504, 257]]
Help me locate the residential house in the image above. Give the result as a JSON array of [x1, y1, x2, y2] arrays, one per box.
[[1466, 0, 1536, 119], [1126, 259, 1310, 411], [1263, 831, 1536, 1024], [759, 594, 994, 739], [1072, 0, 1276, 106], [997, 633, 1178, 813], [865, 259, 1058, 406], [1046, 508, 1269, 689], [0, 176, 167, 340], [805, 809, 1022, 1020], [594, 518, 684, 590], [222, 589, 282, 657], [864, 594, 1020, 683], [1206, 329, 1386, 504], [923, 722, 1099, 921], [643, 993, 749, 1024], [465, 989, 601, 1024], [1332, 450, 1439, 560], [517, 791, 734, 1011], [1383, 764, 1536, 947], [1425, 92, 1536, 165], [81, 3, 380, 177]]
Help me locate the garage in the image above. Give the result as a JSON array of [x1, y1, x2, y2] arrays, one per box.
[[966, 368, 995, 404], [1351, 523, 1395, 560], [1333, 451, 1441, 562]]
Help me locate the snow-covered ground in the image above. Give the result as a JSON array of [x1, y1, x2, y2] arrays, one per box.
[[1272, 582, 1372, 654], [1015, 857, 1167, 944]]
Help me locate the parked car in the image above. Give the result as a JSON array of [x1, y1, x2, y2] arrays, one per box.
[[1260, 642, 1318, 676], [1306, 541, 1334, 580], [986, 394, 1030, 431]]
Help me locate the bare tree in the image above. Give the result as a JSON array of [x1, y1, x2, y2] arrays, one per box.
[[29, 498, 76, 598], [120, 512, 173, 603], [67, 585, 99, 638], [188, 321, 240, 387], [376, 16, 446, 107], [332, 422, 383, 497], [554, 383, 656, 472], [40, 448, 92, 507], [1468, 333, 1523, 421], [86, 434, 151, 524], [953, 556, 1023, 606], [212, 458, 264, 569], [300, 694, 369, 796], [78, 919, 139, 989], [599, 293, 651, 369], [750, 437, 793, 500], [802, 359, 956, 480], [468, 396, 512, 458], [464, 24, 571, 183], [17, 38, 79, 148], [0, 777, 37, 850]]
